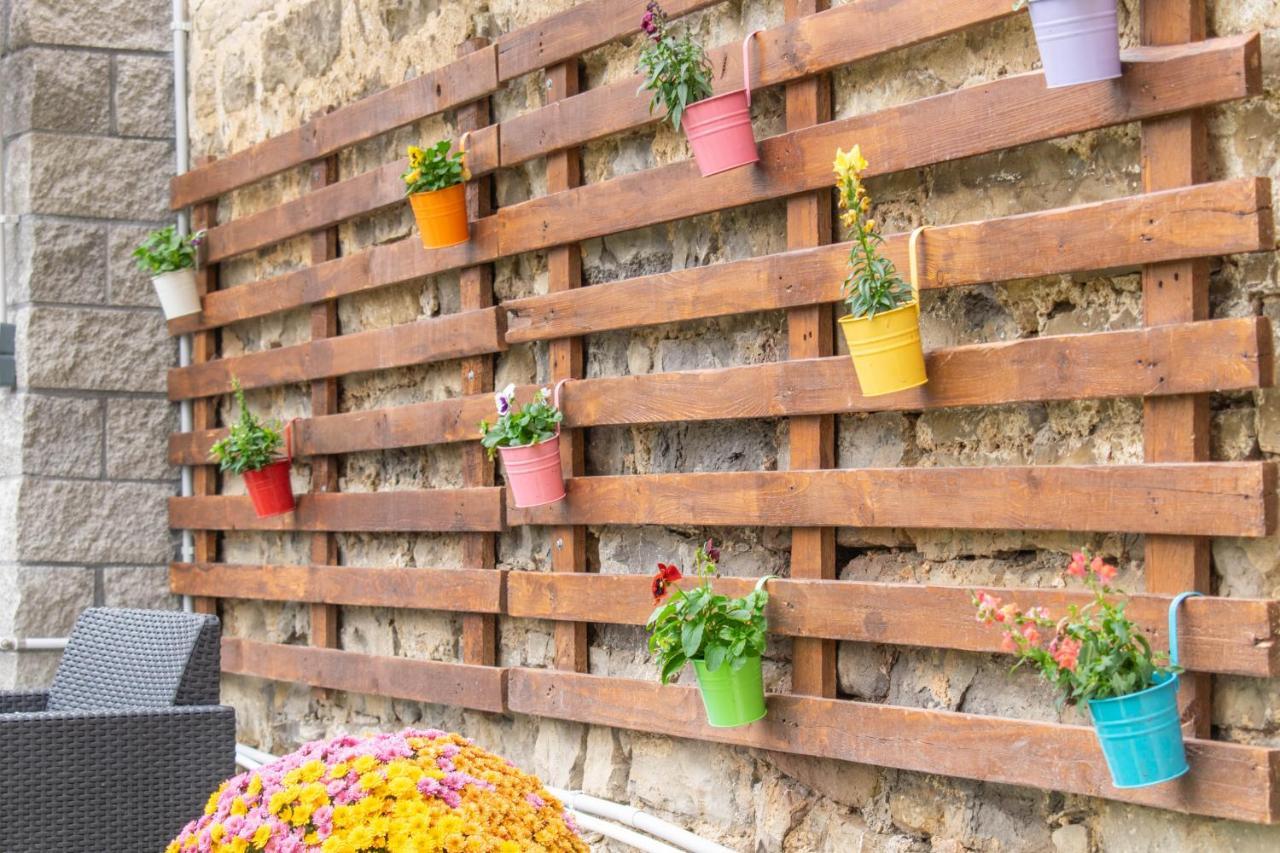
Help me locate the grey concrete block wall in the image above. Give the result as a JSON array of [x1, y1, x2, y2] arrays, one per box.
[[0, 0, 179, 689]]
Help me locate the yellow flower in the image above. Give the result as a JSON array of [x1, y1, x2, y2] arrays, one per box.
[[864, 219, 876, 232], [407, 145, 425, 162], [229, 797, 247, 817], [833, 145, 868, 180], [246, 775, 262, 798], [209, 823, 225, 843], [352, 754, 379, 774], [251, 824, 271, 848]]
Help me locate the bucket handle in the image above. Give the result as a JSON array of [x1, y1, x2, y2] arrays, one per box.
[[551, 378, 570, 438], [282, 418, 297, 463], [458, 131, 472, 181], [907, 225, 927, 304], [1168, 590, 1203, 670], [743, 30, 761, 107]]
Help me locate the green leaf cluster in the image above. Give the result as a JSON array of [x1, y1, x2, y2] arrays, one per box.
[[635, 4, 714, 132], [132, 226, 204, 275], [478, 386, 562, 460], [402, 140, 466, 195], [843, 226, 914, 319], [646, 543, 770, 684], [208, 379, 285, 475]]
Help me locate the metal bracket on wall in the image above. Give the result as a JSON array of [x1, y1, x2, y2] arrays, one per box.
[[0, 322, 15, 388]]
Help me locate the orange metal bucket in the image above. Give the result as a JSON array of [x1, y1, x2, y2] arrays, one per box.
[[408, 183, 469, 249]]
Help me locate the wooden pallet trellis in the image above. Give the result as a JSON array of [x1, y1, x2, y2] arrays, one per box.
[[166, 0, 1280, 824]]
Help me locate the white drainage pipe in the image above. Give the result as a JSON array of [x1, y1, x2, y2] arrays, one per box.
[[172, 0, 196, 611], [568, 812, 686, 853], [0, 637, 69, 652], [548, 788, 736, 853]]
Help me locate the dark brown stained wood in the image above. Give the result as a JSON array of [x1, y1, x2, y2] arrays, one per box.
[[506, 669, 1280, 823], [223, 639, 507, 714], [166, 40, 1259, 338], [506, 573, 1280, 678], [1141, 0, 1215, 740], [169, 318, 1274, 464], [498, 35, 1262, 259], [495, 0, 719, 82], [200, 126, 501, 265], [784, 0, 835, 700], [169, 489, 505, 533], [167, 215, 502, 337], [167, 306, 506, 400], [500, 0, 1014, 166], [505, 178, 1272, 342], [170, 562, 504, 613], [507, 463, 1276, 537], [170, 45, 499, 209]]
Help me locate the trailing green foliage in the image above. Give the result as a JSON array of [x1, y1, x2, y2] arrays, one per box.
[[478, 384, 562, 460], [646, 541, 770, 684], [402, 140, 466, 195], [635, 2, 714, 132], [208, 379, 285, 475], [973, 549, 1181, 706], [132, 226, 204, 275]]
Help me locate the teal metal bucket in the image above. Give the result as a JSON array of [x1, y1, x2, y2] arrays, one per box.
[[1085, 591, 1199, 789]]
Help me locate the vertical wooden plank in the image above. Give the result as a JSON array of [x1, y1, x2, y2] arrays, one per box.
[[1140, 0, 1211, 738], [308, 151, 341, 654], [784, 0, 835, 698], [189, 159, 220, 617], [547, 58, 589, 673], [459, 38, 499, 667]]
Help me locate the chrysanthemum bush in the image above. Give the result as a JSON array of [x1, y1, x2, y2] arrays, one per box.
[[169, 729, 587, 853]]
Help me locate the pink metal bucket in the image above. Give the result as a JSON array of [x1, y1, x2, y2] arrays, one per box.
[[1028, 0, 1122, 89], [681, 32, 761, 177], [497, 379, 569, 508]]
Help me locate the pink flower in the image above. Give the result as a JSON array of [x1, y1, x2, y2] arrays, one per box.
[[1051, 637, 1081, 671], [1067, 551, 1087, 577], [1021, 623, 1041, 645], [1095, 561, 1117, 583], [995, 603, 1019, 624], [1000, 633, 1018, 653], [1026, 606, 1050, 621], [526, 792, 546, 809]]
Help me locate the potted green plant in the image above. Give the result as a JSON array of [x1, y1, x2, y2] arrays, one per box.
[[833, 145, 928, 397], [1015, 0, 1122, 89], [646, 540, 770, 728], [403, 139, 469, 249], [133, 225, 205, 320], [479, 383, 566, 508], [209, 379, 295, 518], [637, 3, 759, 177], [972, 550, 1196, 789]]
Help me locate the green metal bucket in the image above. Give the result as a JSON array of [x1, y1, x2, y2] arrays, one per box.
[[692, 655, 767, 728]]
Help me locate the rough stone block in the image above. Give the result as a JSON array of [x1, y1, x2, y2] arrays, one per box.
[[7, 0, 169, 51], [259, 0, 342, 93], [15, 479, 173, 564], [6, 133, 171, 220], [0, 563, 94, 638], [101, 565, 178, 610], [1, 47, 111, 134], [23, 306, 173, 392], [10, 218, 109, 304], [531, 719, 587, 789], [107, 223, 162, 307], [21, 393, 103, 477], [114, 54, 174, 138], [105, 396, 177, 480]]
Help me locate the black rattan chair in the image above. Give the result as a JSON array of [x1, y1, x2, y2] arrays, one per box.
[[0, 608, 236, 853]]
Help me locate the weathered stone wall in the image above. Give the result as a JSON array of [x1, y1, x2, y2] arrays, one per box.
[[184, 0, 1280, 850], [0, 0, 179, 687]]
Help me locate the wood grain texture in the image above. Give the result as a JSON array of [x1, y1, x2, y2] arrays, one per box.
[[223, 638, 507, 714], [167, 39, 1260, 338], [188, 192, 221, 616], [506, 669, 1280, 823], [500, 0, 1014, 165], [508, 463, 1276, 536], [169, 318, 1273, 463], [170, 46, 498, 208], [167, 307, 506, 400], [171, 562, 504, 613], [497, 35, 1261, 259], [170, 490, 505, 533], [506, 573, 1280, 678], [505, 178, 1272, 342]]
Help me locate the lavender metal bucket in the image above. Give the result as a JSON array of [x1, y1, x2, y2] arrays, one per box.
[[1028, 0, 1122, 89]]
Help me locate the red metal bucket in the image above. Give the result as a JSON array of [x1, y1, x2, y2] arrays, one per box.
[[243, 459, 295, 518]]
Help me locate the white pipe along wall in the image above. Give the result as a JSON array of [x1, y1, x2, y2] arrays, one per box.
[[173, 0, 196, 612]]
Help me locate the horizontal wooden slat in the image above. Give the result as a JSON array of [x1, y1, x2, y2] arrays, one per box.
[[506, 179, 1274, 342], [495, 0, 719, 82], [499, 35, 1262, 258], [171, 562, 503, 613], [507, 574, 1280, 677], [170, 45, 499, 209], [167, 35, 1261, 337], [508, 463, 1276, 537], [500, 0, 1013, 165], [223, 638, 506, 713], [169, 318, 1273, 464], [167, 307, 505, 400], [507, 669, 1280, 823], [169, 489, 505, 533]]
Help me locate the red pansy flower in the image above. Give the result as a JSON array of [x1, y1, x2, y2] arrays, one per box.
[[651, 562, 683, 603]]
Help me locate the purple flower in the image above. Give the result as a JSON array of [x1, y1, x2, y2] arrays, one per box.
[[495, 383, 516, 415], [704, 539, 721, 562]]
